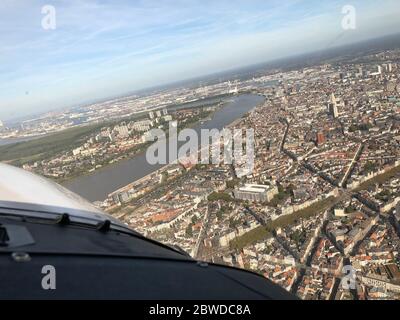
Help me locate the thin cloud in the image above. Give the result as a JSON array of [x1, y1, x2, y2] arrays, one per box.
[[1, 0, 400, 119]]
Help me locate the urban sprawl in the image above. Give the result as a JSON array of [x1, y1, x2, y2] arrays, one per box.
[[2, 48, 400, 300]]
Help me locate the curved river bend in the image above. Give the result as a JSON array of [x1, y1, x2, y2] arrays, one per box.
[[64, 94, 264, 202]]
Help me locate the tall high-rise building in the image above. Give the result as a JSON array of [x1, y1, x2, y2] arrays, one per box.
[[329, 93, 339, 118], [330, 104, 339, 118], [115, 124, 129, 138], [316, 132, 325, 146], [330, 93, 337, 105], [132, 120, 153, 132], [0, 120, 3, 128], [149, 111, 155, 119]]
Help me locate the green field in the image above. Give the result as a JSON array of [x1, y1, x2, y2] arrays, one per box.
[[230, 226, 272, 251], [0, 111, 156, 166], [230, 196, 336, 250], [0, 101, 217, 167], [354, 165, 400, 192], [0, 124, 109, 166]]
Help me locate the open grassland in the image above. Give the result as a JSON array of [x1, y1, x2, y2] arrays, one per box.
[[0, 123, 106, 166]]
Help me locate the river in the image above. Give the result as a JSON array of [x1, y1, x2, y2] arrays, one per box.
[[63, 94, 264, 202]]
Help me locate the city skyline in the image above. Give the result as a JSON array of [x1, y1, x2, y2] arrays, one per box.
[[0, 22, 399, 300], [1, 0, 400, 121], [0, 0, 400, 120], [1, 1, 400, 302]]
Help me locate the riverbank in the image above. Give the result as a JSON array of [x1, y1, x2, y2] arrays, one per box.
[[63, 94, 265, 202], [55, 103, 223, 184], [105, 98, 264, 206]]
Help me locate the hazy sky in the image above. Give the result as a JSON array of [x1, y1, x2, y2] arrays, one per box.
[[1, 0, 400, 120]]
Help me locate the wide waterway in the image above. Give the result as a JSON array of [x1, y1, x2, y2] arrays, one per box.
[[63, 94, 265, 202]]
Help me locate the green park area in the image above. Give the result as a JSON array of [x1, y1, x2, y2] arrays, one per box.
[[230, 196, 336, 250]]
